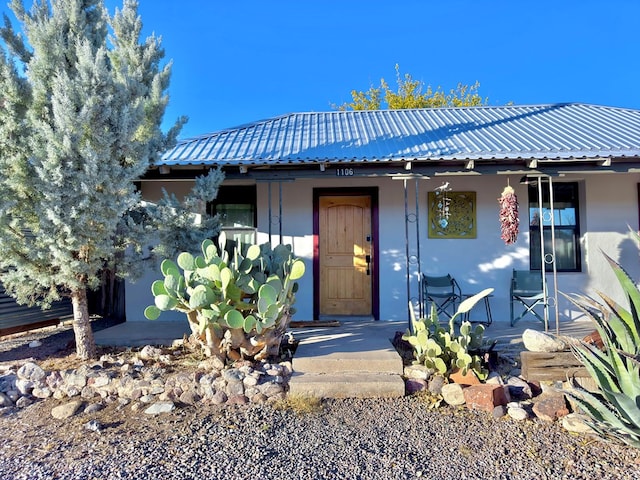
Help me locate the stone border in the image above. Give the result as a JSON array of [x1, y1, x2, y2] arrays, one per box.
[[0, 345, 291, 417]]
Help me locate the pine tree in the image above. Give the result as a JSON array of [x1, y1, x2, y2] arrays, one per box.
[[0, 0, 184, 359]]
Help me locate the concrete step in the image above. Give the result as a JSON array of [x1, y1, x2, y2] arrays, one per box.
[[292, 348, 403, 375], [288, 372, 405, 399]]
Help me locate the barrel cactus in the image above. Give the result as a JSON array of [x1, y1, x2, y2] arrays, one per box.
[[144, 234, 305, 364]]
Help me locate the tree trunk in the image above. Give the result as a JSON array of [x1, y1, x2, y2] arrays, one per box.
[[71, 288, 97, 360]]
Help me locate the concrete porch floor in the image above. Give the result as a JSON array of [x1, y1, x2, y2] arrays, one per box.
[[93, 315, 595, 398], [93, 315, 596, 352]]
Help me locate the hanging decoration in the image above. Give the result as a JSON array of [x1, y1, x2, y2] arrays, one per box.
[[498, 182, 519, 244], [434, 181, 452, 229]]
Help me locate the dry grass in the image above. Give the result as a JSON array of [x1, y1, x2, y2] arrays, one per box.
[[273, 394, 323, 415]]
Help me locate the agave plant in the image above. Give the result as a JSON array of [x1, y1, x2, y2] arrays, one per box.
[[563, 230, 640, 449]]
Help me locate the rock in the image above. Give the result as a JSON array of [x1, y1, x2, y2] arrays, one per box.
[[244, 387, 259, 399], [0, 373, 17, 392], [251, 393, 268, 404], [84, 403, 105, 414], [226, 381, 245, 396], [0, 392, 14, 407], [64, 386, 81, 398], [463, 385, 511, 413], [279, 361, 293, 376], [582, 330, 604, 349], [5, 390, 20, 402], [88, 375, 110, 388], [62, 370, 87, 389], [32, 387, 53, 399], [46, 371, 64, 390], [404, 365, 434, 380], [533, 394, 570, 422], [449, 368, 480, 386], [259, 383, 284, 397], [197, 356, 225, 371], [507, 406, 529, 421], [28, 340, 42, 348], [81, 386, 96, 399], [17, 362, 46, 382], [144, 401, 175, 415], [15, 378, 34, 396], [222, 368, 244, 383], [210, 390, 228, 405], [405, 378, 427, 395], [51, 400, 84, 419], [492, 405, 507, 418], [441, 383, 466, 406], [84, 420, 103, 432], [139, 345, 164, 360], [428, 375, 446, 395], [562, 413, 594, 434], [179, 390, 201, 406], [16, 396, 34, 408], [522, 329, 566, 352], [227, 394, 249, 405], [506, 376, 533, 400], [485, 372, 504, 385], [243, 375, 259, 387]]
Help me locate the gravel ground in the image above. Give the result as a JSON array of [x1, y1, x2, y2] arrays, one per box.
[[1, 322, 640, 480]]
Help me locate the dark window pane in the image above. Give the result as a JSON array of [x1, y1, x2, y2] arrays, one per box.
[[217, 203, 254, 228], [530, 228, 579, 271], [528, 182, 580, 272]]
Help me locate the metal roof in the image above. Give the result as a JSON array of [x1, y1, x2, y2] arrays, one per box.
[[160, 103, 640, 168]]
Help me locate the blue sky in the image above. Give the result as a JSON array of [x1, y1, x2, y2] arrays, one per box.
[[4, 1, 640, 139]]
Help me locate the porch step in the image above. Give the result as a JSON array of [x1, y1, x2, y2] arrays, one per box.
[[292, 348, 403, 374], [288, 372, 405, 399], [288, 320, 406, 398]]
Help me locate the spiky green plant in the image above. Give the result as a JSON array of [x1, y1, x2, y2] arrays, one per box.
[[144, 233, 305, 364], [402, 288, 493, 381], [563, 230, 640, 449]]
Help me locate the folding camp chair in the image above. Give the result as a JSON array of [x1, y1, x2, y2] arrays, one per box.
[[510, 269, 546, 326], [422, 274, 461, 319]]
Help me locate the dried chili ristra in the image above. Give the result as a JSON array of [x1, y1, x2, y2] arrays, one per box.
[[498, 185, 519, 244]]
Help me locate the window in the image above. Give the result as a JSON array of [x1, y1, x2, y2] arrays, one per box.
[[208, 185, 257, 246], [528, 182, 581, 272]]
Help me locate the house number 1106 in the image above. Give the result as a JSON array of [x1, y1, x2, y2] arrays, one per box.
[[336, 168, 354, 176]]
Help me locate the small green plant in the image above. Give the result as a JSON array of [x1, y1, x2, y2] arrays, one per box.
[[562, 229, 640, 449], [144, 234, 305, 364], [402, 289, 493, 381]]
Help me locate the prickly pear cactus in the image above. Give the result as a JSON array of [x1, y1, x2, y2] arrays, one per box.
[[144, 233, 305, 364], [402, 289, 492, 381]]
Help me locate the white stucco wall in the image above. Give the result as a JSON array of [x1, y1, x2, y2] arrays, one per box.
[[125, 171, 640, 328]]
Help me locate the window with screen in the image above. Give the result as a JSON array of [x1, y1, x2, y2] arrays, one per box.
[[528, 182, 581, 272], [208, 185, 257, 246]]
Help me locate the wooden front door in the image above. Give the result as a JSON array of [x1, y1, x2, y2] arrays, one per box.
[[318, 195, 373, 315]]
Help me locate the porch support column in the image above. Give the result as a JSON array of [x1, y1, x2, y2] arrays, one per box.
[[266, 181, 284, 246], [394, 173, 429, 329]]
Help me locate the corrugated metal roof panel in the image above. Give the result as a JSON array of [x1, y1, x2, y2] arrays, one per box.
[[160, 104, 640, 167]]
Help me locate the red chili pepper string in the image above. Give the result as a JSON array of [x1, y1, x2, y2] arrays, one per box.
[[498, 185, 519, 245]]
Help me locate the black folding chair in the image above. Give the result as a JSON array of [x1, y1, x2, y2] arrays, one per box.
[[422, 274, 461, 319], [510, 269, 546, 326]]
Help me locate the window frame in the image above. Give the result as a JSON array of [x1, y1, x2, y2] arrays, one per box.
[[528, 181, 582, 273], [207, 185, 257, 246]]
